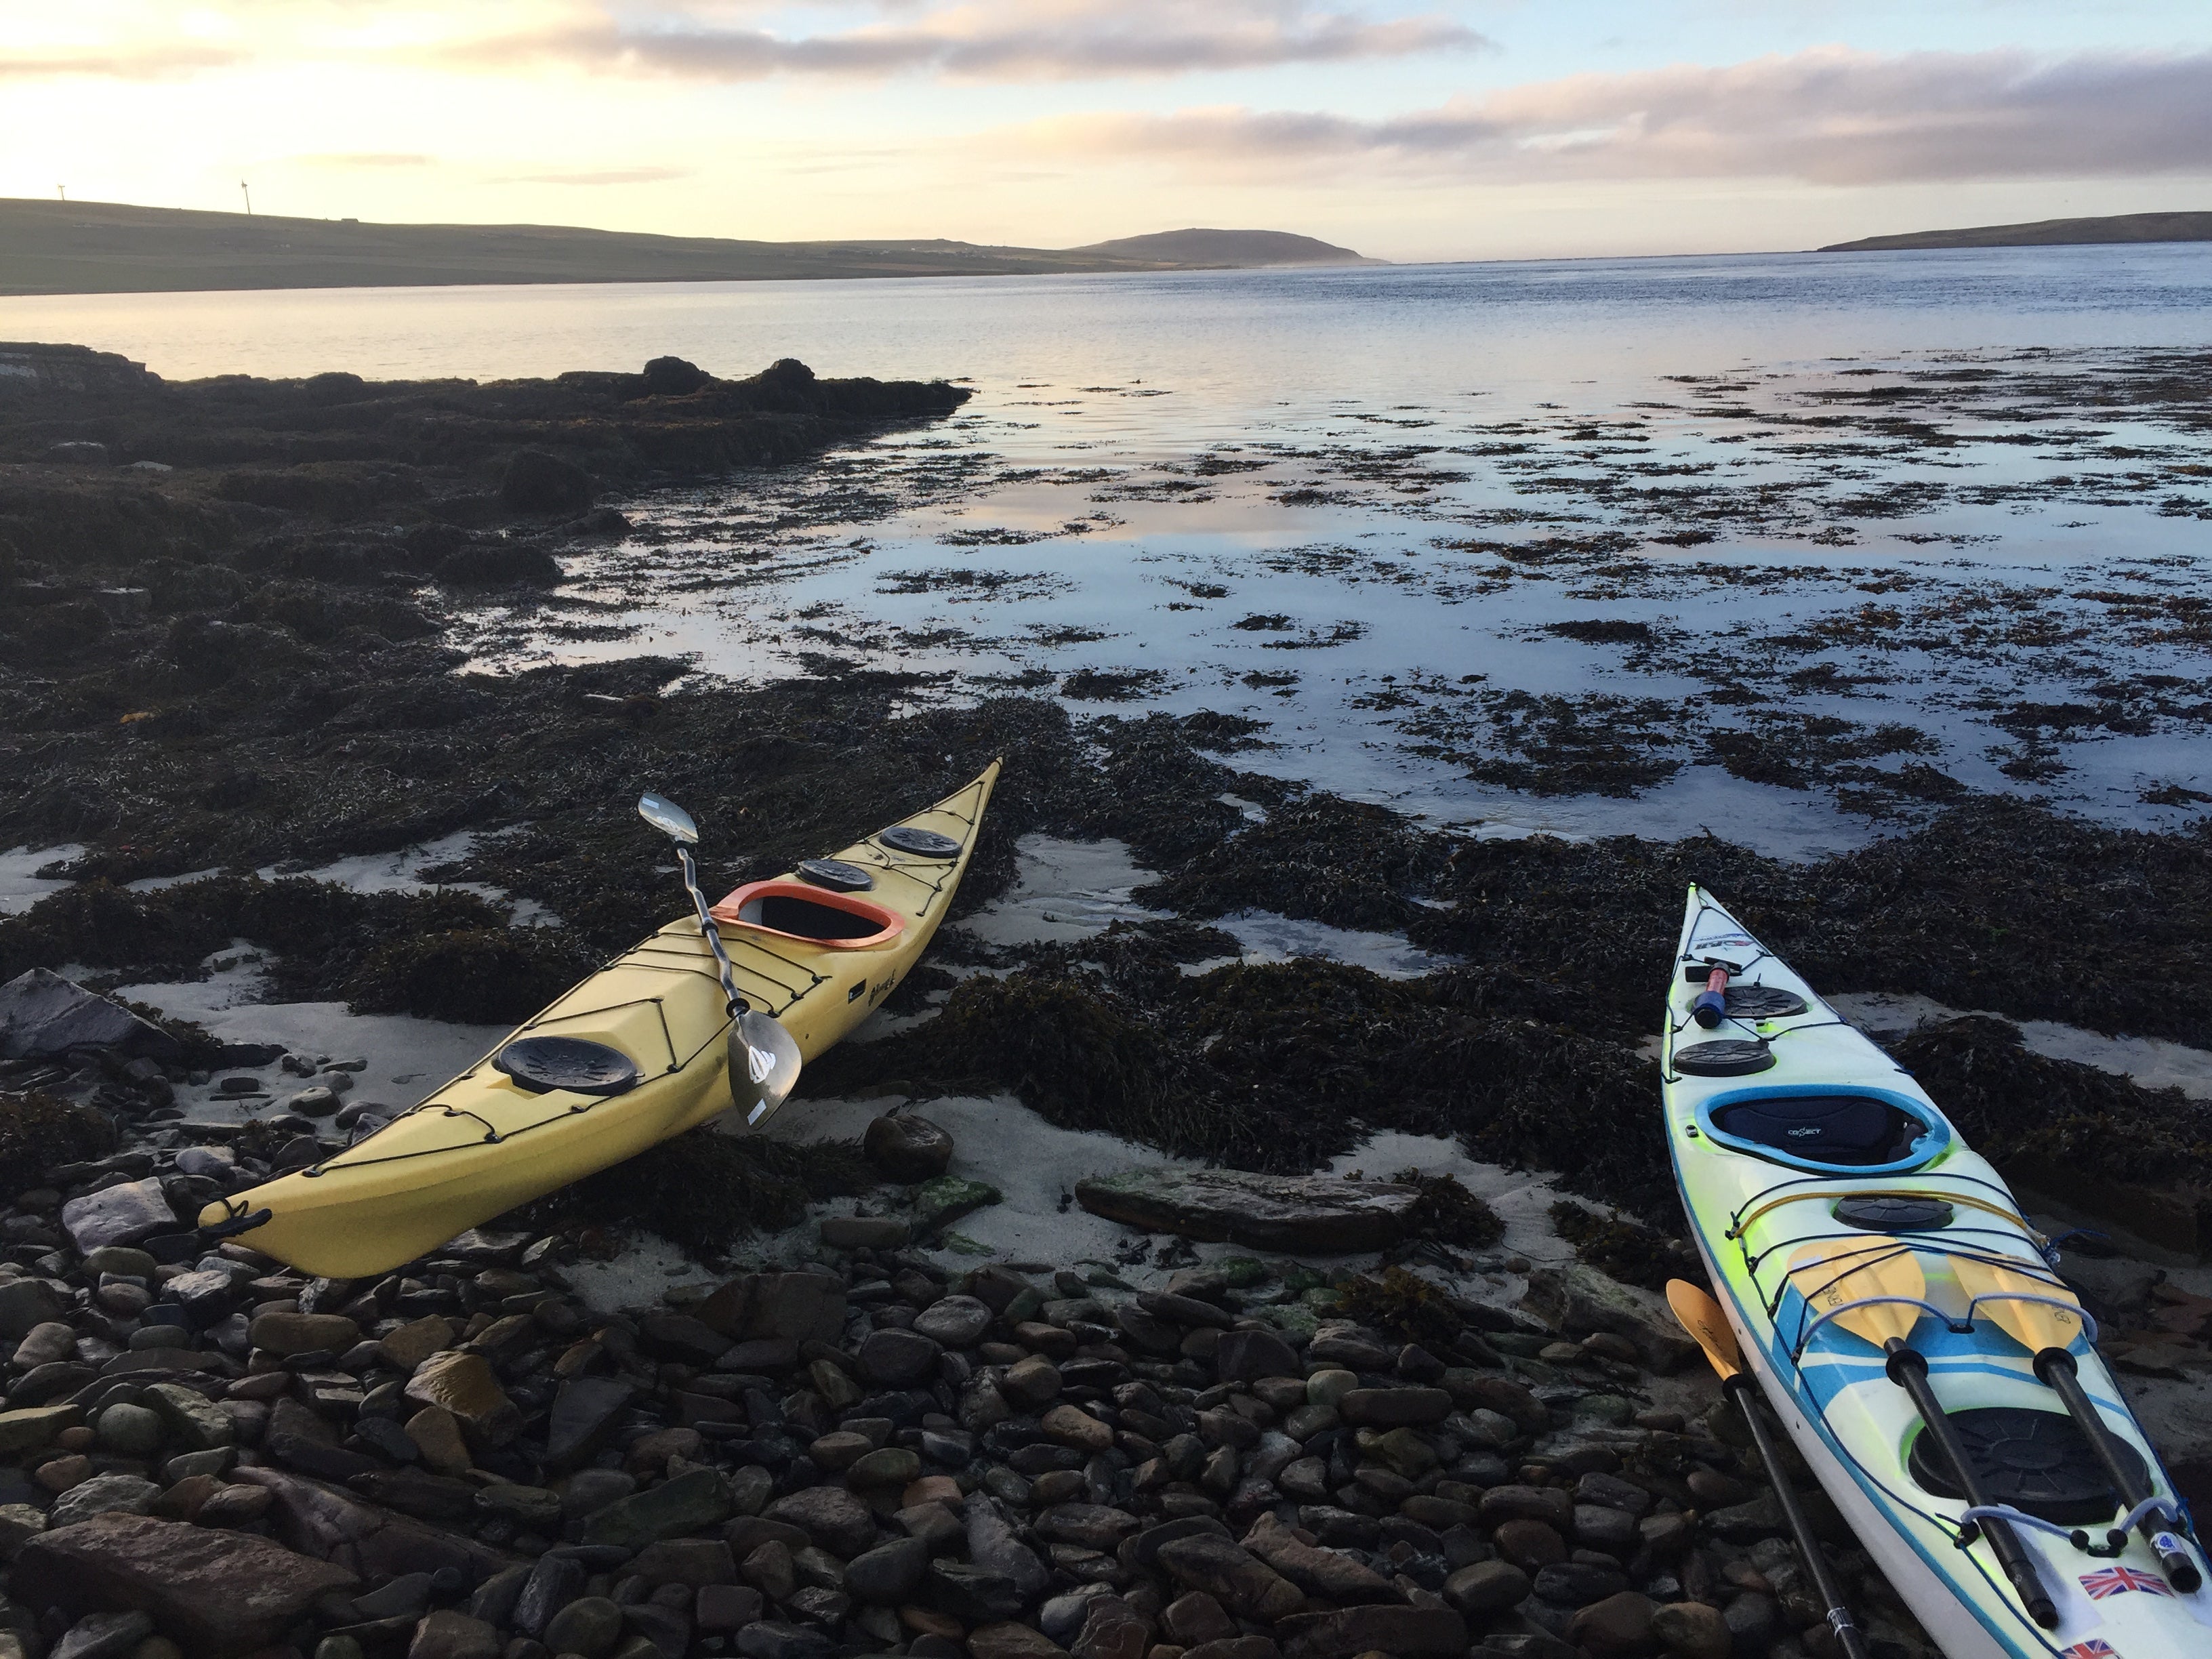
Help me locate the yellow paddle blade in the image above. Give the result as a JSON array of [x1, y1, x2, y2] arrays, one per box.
[[1788, 1240, 1925, 1351], [1954, 1254, 2086, 1357], [1666, 1279, 1744, 1384]]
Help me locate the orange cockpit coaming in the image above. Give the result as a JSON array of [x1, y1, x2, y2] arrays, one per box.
[[709, 880, 906, 949]]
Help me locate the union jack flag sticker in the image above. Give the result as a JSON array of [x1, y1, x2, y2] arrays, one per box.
[[2060, 1641, 2117, 1659], [2080, 1565, 2173, 1599]]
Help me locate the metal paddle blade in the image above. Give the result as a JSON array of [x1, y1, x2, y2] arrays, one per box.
[[728, 1008, 802, 1128], [1787, 1239, 1925, 1351], [637, 792, 699, 845], [1666, 1279, 1745, 1384], [1954, 1254, 2086, 1357]]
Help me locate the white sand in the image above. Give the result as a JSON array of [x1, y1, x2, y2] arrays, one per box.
[[959, 836, 1164, 947], [117, 948, 508, 1120], [0, 843, 85, 916]]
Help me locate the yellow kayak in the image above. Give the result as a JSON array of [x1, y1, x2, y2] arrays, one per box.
[[205, 762, 1000, 1277]]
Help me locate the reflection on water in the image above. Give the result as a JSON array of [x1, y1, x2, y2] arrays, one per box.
[[8, 246, 2211, 855]]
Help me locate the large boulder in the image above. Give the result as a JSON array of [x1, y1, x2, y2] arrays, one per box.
[[16, 1512, 357, 1657], [1521, 1264, 1700, 1374], [0, 968, 180, 1062], [1074, 1168, 1420, 1253], [60, 1179, 179, 1254]]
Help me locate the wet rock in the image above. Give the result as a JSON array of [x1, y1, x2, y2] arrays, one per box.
[[766, 1485, 876, 1557], [912, 1294, 991, 1347], [733, 1621, 832, 1659], [1338, 1386, 1451, 1427], [967, 1498, 1050, 1599], [17, 1511, 357, 1656], [634, 1538, 737, 1587], [863, 1113, 955, 1181], [379, 1315, 458, 1371], [0, 1278, 65, 1338], [1214, 1328, 1302, 1382], [913, 1174, 1001, 1231], [407, 1612, 499, 1659], [512, 1554, 583, 1637], [582, 1467, 733, 1549], [0, 968, 180, 1062], [1648, 1599, 1729, 1659], [547, 1376, 634, 1471], [1275, 1605, 1469, 1659], [695, 1271, 846, 1345], [542, 1597, 623, 1659], [1444, 1559, 1531, 1616], [1242, 1513, 1391, 1602], [694, 1584, 763, 1632], [968, 1624, 1067, 1659], [1153, 1535, 1303, 1622], [52, 1473, 161, 1527], [1521, 1265, 1698, 1373], [846, 1535, 929, 1603], [1532, 1561, 1631, 1607], [248, 1309, 362, 1355], [60, 1179, 177, 1254], [819, 1215, 912, 1250], [1075, 1168, 1420, 1252], [1568, 1592, 1656, 1658], [405, 1351, 520, 1446], [52, 1612, 154, 1659], [856, 1326, 941, 1385]]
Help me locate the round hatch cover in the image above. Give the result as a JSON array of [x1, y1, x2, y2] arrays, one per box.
[[1834, 1195, 1955, 1233], [1724, 985, 1810, 1020], [1674, 1039, 1776, 1077], [798, 857, 876, 892], [493, 1036, 642, 1097], [880, 825, 963, 858], [1908, 1406, 2142, 1525]]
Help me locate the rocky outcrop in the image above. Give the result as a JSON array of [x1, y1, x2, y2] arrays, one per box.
[[0, 969, 180, 1063], [1074, 1168, 1421, 1252]]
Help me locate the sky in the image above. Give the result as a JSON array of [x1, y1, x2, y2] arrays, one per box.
[[3, 1, 2210, 261]]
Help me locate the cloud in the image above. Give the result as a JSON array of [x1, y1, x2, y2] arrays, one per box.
[[297, 152, 436, 167], [1012, 46, 2212, 184], [459, 1, 1488, 83], [493, 165, 693, 184], [0, 43, 241, 81]]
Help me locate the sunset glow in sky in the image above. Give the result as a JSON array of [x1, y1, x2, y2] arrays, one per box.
[[4, 1, 2209, 260]]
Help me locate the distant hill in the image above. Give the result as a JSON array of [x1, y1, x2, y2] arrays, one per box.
[[0, 199, 1380, 295], [1072, 228, 1381, 267], [1821, 211, 2212, 253]]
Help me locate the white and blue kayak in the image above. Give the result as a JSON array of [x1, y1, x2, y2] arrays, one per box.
[[1664, 886, 2211, 1659]]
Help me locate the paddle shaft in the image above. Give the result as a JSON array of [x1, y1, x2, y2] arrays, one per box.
[[2035, 1349, 2204, 1591], [1720, 1374, 1873, 1659], [673, 842, 745, 1017], [1885, 1344, 2060, 1628]]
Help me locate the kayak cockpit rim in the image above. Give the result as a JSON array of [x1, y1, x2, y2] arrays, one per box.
[[1692, 1082, 1954, 1176]]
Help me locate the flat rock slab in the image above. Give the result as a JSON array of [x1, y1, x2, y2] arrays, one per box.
[[0, 968, 179, 1062], [1075, 1168, 1420, 1254], [16, 1511, 357, 1658], [60, 1179, 180, 1254]]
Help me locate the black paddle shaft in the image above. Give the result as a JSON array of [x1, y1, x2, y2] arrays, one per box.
[[1886, 1344, 2060, 1629], [2036, 1349, 2203, 1591], [1722, 1375, 1874, 1659]]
